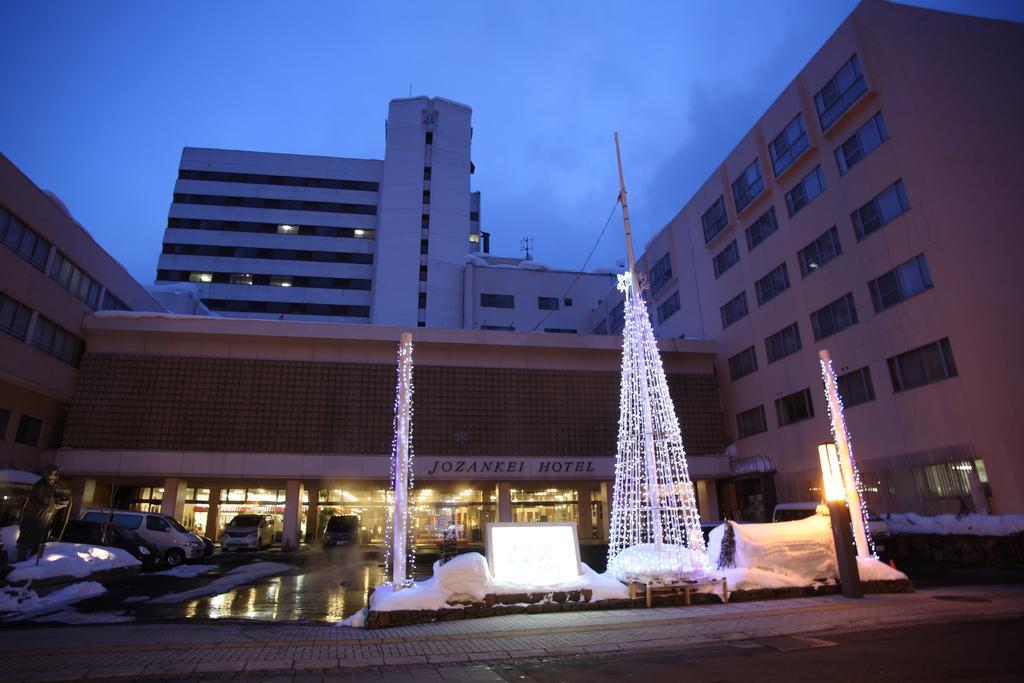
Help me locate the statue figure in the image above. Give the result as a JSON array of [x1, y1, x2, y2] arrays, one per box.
[[16, 466, 69, 561]]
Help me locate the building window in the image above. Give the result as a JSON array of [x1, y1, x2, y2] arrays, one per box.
[[420, 239, 428, 255], [102, 291, 129, 311], [31, 315, 85, 367], [0, 292, 32, 341], [229, 273, 254, 285], [728, 346, 758, 381], [775, 388, 815, 427], [798, 226, 842, 277], [720, 291, 749, 329], [887, 338, 958, 393], [422, 190, 430, 204], [423, 167, 432, 180], [815, 55, 867, 131], [481, 324, 514, 331], [737, 405, 768, 439], [701, 195, 729, 243], [189, 272, 214, 283], [769, 114, 809, 177], [838, 366, 876, 407], [731, 159, 765, 214], [425, 131, 433, 145], [811, 293, 858, 341], [755, 262, 790, 306], [836, 112, 888, 175], [173, 193, 377, 216], [713, 240, 740, 278], [765, 322, 802, 363], [277, 224, 299, 235], [419, 266, 428, 282], [270, 275, 293, 287], [49, 252, 102, 309], [544, 328, 577, 334], [480, 293, 514, 309], [785, 165, 826, 217], [421, 215, 430, 229], [418, 292, 427, 309], [14, 415, 43, 447], [564, 297, 573, 307], [869, 254, 933, 313], [538, 296, 560, 311], [0, 205, 52, 272], [745, 207, 779, 252], [657, 291, 681, 324], [853, 179, 910, 241], [170, 218, 374, 240], [178, 169, 379, 192], [649, 253, 673, 294], [609, 301, 625, 335]]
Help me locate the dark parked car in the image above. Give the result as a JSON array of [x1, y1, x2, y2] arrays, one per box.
[[61, 519, 163, 571], [322, 515, 360, 548], [200, 536, 214, 556]]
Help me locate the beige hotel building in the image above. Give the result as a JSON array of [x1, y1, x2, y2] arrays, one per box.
[[2, 0, 1022, 549]]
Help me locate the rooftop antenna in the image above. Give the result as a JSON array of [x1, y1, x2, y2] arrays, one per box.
[[520, 237, 534, 261], [614, 132, 637, 277]]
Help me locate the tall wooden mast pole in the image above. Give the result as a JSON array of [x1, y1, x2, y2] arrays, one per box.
[[614, 132, 636, 276], [615, 132, 663, 549]]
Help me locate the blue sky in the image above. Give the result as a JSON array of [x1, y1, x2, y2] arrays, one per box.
[[1, 1, 1022, 283]]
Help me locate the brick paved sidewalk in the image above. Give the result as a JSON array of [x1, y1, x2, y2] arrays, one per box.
[[1, 584, 1022, 682]]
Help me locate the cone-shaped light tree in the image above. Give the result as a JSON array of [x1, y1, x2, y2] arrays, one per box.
[[606, 134, 709, 581], [385, 332, 416, 586]]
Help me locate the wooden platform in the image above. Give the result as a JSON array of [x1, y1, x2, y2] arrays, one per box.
[[628, 577, 729, 607]]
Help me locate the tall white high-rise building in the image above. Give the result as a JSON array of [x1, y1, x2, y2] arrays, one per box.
[[155, 97, 483, 327]]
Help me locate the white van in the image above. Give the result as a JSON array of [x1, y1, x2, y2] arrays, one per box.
[[81, 509, 205, 566], [221, 514, 275, 551]]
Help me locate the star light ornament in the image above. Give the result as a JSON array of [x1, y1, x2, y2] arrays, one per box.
[[818, 349, 875, 559], [606, 270, 710, 581], [384, 332, 417, 587]]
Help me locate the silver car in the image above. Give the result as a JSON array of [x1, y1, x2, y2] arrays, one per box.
[[220, 514, 275, 551]]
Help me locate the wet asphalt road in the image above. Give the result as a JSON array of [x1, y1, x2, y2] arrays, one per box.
[[66, 544, 611, 623]]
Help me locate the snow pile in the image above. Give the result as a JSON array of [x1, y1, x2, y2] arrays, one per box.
[[464, 253, 489, 267], [0, 469, 40, 485], [5, 543, 140, 582], [148, 561, 291, 604], [361, 552, 628, 619], [432, 552, 491, 601], [1, 581, 106, 620], [708, 516, 837, 580], [887, 513, 1024, 536], [151, 563, 217, 579], [2, 524, 18, 563], [607, 543, 707, 581], [703, 516, 908, 592]]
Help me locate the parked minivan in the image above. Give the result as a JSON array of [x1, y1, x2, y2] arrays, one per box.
[[322, 515, 360, 548], [81, 509, 205, 566], [221, 514, 275, 551]]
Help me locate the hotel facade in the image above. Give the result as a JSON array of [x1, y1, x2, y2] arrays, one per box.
[[2, 0, 1023, 550], [613, 0, 1024, 519]]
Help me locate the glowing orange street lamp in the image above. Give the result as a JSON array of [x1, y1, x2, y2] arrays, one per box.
[[819, 443, 862, 598]]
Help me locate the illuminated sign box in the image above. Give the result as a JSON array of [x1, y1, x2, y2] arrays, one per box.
[[486, 522, 582, 585]]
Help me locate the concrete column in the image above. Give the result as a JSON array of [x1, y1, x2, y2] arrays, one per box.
[[696, 479, 720, 522], [69, 477, 98, 519], [305, 488, 320, 542], [206, 488, 221, 542], [599, 481, 612, 542], [160, 477, 187, 520], [576, 486, 593, 541], [495, 482, 513, 523], [282, 480, 304, 552]]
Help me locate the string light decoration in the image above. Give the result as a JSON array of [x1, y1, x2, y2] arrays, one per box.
[[384, 332, 416, 586], [606, 271, 710, 581], [818, 349, 875, 559]]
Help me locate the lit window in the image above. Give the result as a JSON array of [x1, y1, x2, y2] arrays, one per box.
[[277, 224, 299, 234], [230, 273, 254, 285], [270, 276, 293, 287], [189, 273, 213, 283], [354, 229, 366, 237], [469, 233, 480, 243]]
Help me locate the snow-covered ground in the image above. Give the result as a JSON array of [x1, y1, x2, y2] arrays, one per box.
[[150, 563, 217, 579], [886, 513, 1024, 536], [148, 561, 291, 604], [344, 552, 628, 625], [5, 542, 140, 582], [703, 515, 909, 593], [1, 581, 107, 621]]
